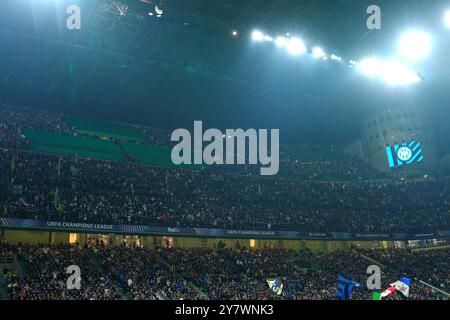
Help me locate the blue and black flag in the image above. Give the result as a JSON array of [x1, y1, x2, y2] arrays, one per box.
[[337, 275, 360, 300], [386, 140, 424, 168], [266, 278, 284, 295]]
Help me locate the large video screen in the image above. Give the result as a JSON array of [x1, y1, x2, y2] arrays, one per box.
[[386, 140, 424, 168]]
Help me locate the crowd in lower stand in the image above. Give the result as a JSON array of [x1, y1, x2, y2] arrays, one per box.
[[1, 243, 448, 300], [0, 104, 449, 300], [358, 248, 450, 292], [1, 148, 449, 233], [97, 244, 203, 300], [5, 243, 121, 300], [158, 247, 271, 300]]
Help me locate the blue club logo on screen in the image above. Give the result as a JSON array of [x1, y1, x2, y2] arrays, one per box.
[[396, 146, 413, 161], [386, 140, 424, 168]]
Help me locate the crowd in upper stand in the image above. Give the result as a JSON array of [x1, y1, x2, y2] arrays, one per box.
[[1, 243, 448, 300], [0, 104, 70, 148], [1, 148, 449, 233], [0, 103, 384, 181], [0, 104, 449, 233]]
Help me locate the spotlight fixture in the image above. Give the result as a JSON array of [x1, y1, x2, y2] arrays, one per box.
[[275, 36, 288, 48], [398, 31, 431, 61], [359, 58, 383, 76], [445, 10, 450, 28], [358, 58, 421, 85], [251, 30, 264, 42], [247, 27, 423, 86], [312, 47, 326, 58], [330, 54, 342, 61], [380, 61, 421, 85], [287, 37, 306, 55]]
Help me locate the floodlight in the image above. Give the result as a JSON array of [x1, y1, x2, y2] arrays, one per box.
[[287, 37, 306, 55], [252, 30, 264, 42], [312, 47, 326, 58], [398, 31, 431, 61], [330, 54, 342, 61], [359, 58, 383, 76], [445, 11, 450, 28], [275, 36, 288, 48], [380, 61, 421, 85]]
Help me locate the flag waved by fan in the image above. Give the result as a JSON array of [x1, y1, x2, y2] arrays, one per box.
[[373, 278, 410, 300], [267, 278, 284, 295], [336, 275, 360, 300]]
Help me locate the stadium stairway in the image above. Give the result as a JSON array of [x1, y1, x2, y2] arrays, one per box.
[[155, 250, 210, 300], [351, 249, 386, 268], [114, 140, 134, 162]]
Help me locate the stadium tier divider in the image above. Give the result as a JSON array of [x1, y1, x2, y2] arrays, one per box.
[[118, 141, 205, 169], [65, 116, 146, 143], [24, 129, 126, 161], [23, 128, 206, 170], [119, 141, 173, 166]]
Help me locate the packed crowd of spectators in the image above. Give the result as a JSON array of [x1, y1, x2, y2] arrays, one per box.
[[0, 241, 13, 261], [158, 247, 272, 300], [0, 104, 70, 148], [1, 104, 449, 233], [97, 244, 203, 300], [0, 104, 386, 181], [4, 243, 122, 300], [2, 243, 447, 300], [159, 247, 449, 300], [359, 247, 450, 293], [1, 148, 449, 233]]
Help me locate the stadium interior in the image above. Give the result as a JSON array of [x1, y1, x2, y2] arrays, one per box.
[[0, 0, 449, 302]]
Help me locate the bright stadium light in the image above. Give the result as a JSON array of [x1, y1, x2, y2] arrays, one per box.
[[398, 31, 431, 61], [445, 10, 450, 28], [275, 36, 288, 48], [359, 58, 383, 76], [287, 37, 307, 55], [330, 54, 342, 61], [264, 35, 273, 42], [380, 61, 421, 85], [251, 30, 264, 42], [312, 47, 326, 58], [358, 58, 421, 85]]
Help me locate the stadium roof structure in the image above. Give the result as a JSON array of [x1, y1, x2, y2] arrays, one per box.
[[0, 0, 450, 147], [1, 0, 445, 81]]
